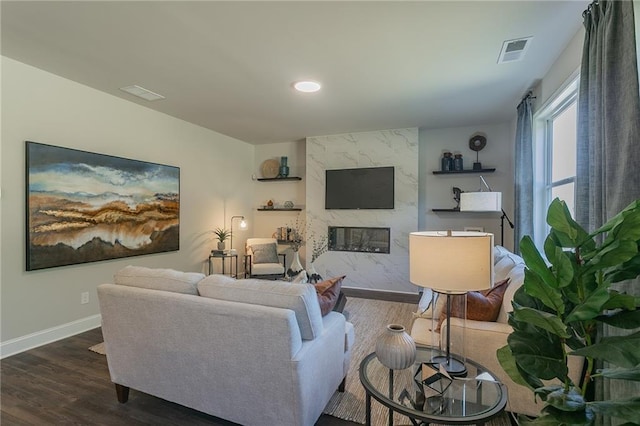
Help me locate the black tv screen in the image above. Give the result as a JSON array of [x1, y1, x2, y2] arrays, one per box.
[[325, 166, 394, 209]]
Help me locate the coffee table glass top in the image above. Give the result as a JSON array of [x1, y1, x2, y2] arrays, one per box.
[[359, 345, 507, 424]]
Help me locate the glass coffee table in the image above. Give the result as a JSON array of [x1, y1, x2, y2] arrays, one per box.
[[359, 345, 507, 425]]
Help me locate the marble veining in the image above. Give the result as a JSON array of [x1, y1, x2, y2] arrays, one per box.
[[306, 128, 419, 293]]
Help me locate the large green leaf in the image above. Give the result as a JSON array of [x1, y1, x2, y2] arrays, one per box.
[[593, 199, 640, 237], [553, 248, 575, 288], [521, 236, 558, 289], [513, 305, 570, 338], [596, 309, 640, 329], [524, 406, 595, 426], [608, 209, 640, 242], [547, 199, 579, 242], [602, 291, 639, 310], [545, 387, 586, 411], [571, 331, 640, 368], [524, 269, 565, 314], [585, 239, 638, 275], [606, 253, 640, 284], [509, 330, 568, 380], [594, 365, 640, 381], [588, 397, 640, 423], [496, 345, 539, 390], [565, 287, 610, 323]]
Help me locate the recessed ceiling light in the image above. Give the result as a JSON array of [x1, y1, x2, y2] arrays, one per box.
[[120, 85, 165, 101], [293, 80, 321, 93]]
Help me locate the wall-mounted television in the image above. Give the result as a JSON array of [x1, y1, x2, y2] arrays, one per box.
[[325, 166, 394, 209]]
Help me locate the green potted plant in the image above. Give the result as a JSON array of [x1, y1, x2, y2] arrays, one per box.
[[213, 227, 231, 250], [497, 198, 640, 425]]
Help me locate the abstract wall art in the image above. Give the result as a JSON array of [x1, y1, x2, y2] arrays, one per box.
[[26, 141, 180, 270]]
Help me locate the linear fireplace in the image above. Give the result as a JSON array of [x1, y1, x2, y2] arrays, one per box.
[[328, 226, 390, 254]]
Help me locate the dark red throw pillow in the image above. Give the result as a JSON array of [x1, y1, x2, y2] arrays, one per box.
[[313, 275, 345, 316]]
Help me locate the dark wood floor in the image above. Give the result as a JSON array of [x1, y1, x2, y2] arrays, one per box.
[[1, 327, 360, 425]]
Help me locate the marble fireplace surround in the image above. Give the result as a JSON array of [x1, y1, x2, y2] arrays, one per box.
[[305, 128, 419, 293]]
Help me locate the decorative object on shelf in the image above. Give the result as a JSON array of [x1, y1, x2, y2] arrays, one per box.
[[261, 158, 280, 179], [278, 156, 290, 178], [229, 216, 247, 252], [264, 199, 274, 210], [375, 324, 417, 370], [409, 230, 494, 376], [452, 187, 462, 210], [468, 133, 487, 171], [440, 151, 453, 171], [283, 200, 294, 209], [453, 153, 463, 171], [213, 227, 230, 250]]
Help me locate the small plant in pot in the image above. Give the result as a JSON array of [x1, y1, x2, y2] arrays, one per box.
[[213, 228, 231, 250], [497, 198, 640, 425]]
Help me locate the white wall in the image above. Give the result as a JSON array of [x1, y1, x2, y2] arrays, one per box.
[[420, 124, 515, 250], [306, 129, 419, 294], [251, 142, 306, 270], [0, 57, 255, 356]]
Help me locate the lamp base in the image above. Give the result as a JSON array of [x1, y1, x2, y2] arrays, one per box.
[[473, 162, 482, 170], [430, 355, 467, 377]]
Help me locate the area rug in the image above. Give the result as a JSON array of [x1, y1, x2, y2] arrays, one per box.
[[89, 297, 512, 425]]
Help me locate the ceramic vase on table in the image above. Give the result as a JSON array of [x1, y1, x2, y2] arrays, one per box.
[[375, 324, 416, 370], [307, 262, 322, 283]]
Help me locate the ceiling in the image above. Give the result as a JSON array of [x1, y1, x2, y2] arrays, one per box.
[[1, 1, 588, 145]]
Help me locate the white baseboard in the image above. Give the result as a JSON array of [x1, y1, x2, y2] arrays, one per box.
[[1, 314, 102, 359]]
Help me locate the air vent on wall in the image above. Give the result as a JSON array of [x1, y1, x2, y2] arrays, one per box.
[[119, 85, 165, 101], [497, 36, 533, 64]]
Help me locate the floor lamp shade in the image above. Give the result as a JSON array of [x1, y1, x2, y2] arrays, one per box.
[[409, 231, 494, 293], [460, 192, 502, 212]]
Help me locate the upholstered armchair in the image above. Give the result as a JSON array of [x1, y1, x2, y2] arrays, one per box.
[[244, 238, 286, 279]]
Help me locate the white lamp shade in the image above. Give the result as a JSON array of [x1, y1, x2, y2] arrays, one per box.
[[460, 192, 502, 212], [409, 231, 494, 293]]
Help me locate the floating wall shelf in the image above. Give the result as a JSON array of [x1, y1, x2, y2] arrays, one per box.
[[432, 168, 496, 175], [257, 177, 302, 181], [257, 208, 302, 211]]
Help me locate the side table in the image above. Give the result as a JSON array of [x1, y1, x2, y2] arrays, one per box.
[[359, 345, 507, 425], [208, 253, 239, 277]]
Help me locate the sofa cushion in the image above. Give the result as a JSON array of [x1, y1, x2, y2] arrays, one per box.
[[114, 265, 204, 295], [437, 278, 510, 330], [313, 276, 345, 315], [197, 275, 323, 340], [251, 243, 279, 264]]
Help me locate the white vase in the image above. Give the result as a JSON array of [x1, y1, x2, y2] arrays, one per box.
[[375, 324, 416, 370], [290, 251, 303, 274]]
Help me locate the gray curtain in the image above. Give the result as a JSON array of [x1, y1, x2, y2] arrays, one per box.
[[576, 2, 640, 425], [513, 93, 533, 254]]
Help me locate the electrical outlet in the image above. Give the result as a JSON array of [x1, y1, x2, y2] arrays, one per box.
[[81, 292, 89, 304]]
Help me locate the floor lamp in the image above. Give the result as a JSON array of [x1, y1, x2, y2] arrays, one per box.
[[229, 215, 247, 253], [460, 176, 514, 246], [409, 231, 494, 377]]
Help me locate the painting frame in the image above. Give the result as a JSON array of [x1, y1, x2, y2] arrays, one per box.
[[26, 141, 180, 271]]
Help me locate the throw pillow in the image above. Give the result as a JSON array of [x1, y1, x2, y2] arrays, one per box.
[[251, 243, 279, 264], [437, 278, 510, 331], [314, 275, 345, 316]]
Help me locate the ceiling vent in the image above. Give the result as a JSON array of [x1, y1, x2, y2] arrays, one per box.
[[497, 37, 533, 64], [119, 85, 165, 101]]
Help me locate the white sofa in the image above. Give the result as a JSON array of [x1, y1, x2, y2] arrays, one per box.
[[98, 266, 354, 426], [410, 246, 583, 417]]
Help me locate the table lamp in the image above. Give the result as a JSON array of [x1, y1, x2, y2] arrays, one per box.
[[230, 215, 247, 252], [460, 176, 514, 246], [409, 231, 494, 376]]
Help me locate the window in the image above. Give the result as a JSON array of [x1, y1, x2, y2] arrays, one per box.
[[533, 76, 578, 248]]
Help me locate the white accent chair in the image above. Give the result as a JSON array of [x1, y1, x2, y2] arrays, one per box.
[[245, 237, 286, 279]]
